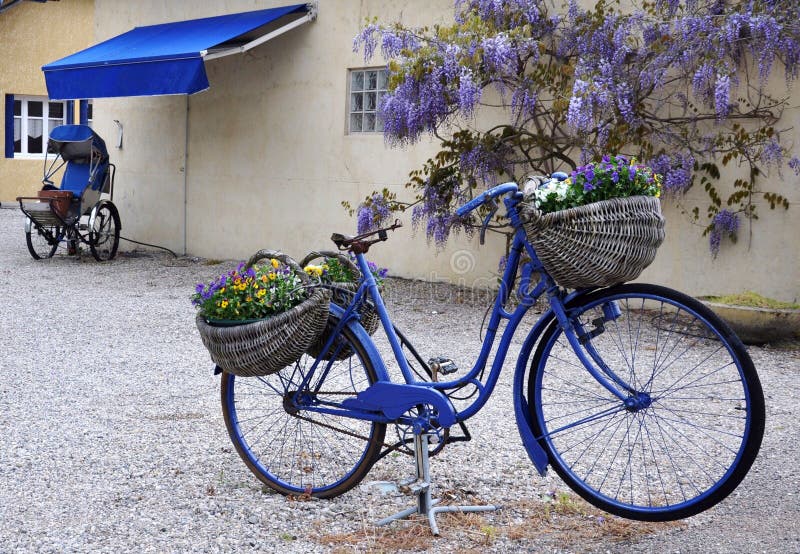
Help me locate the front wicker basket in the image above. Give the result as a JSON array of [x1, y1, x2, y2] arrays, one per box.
[[519, 195, 666, 289], [195, 251, 332, 377]]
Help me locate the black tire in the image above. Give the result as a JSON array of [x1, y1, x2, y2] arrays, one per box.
[[25, 221, 62, 259], [89, 203, 120, 261], [527, 283, 764, 521], [221, 325, 386, 498]]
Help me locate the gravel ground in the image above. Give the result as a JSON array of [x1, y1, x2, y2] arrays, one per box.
[[0, 206, 798, 553]]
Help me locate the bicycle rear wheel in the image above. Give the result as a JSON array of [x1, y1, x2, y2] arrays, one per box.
[[528, 283, 764, 521], [221, 325, 386, 498]]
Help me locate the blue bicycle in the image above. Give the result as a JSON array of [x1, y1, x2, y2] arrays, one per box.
[[219, 182, 765, 531]]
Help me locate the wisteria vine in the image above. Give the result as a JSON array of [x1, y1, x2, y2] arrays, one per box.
[[352, 0, 799, 253]]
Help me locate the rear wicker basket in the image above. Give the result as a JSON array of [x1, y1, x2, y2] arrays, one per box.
[[519, 195, 665, 289], [195, 251, 331, 377], [300, 250, 380, 361]]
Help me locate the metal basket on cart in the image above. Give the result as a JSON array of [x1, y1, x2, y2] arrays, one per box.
[[519, 193, 665, 289], [195, 251, 331, 377], [300, 250, 380, 360]]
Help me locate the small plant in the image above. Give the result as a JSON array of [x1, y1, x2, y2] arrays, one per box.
[[304, 257, 388, 287], [530, 156, 662, 214], [192, 259, 308, 321]]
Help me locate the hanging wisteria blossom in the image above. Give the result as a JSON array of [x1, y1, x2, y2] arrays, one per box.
[[352, 0, 799, 253]]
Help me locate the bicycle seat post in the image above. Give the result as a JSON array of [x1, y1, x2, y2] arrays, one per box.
[[376, 430, 500, 535]]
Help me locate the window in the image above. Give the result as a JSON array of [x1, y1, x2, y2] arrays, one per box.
[[348, 68, 388, 133], [9, 95, 67, 157]]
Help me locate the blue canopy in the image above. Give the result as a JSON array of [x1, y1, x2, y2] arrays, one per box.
[[42, 4, 311, 100], [48, 124, 109, 161]]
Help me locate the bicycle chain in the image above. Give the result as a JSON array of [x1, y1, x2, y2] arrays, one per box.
[[291, 400, 439, 456]]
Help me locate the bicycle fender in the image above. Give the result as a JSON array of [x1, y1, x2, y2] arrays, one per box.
[[88, 200, 121, 232], [514, 308, 556, 476], [513, 288, 600, 476]]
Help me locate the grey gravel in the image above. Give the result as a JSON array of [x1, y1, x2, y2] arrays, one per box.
[[0, 206, 798, 553]]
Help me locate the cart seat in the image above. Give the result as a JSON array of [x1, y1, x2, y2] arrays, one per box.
[[59, 162, 92, 198]]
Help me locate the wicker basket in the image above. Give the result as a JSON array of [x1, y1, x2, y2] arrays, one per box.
[[300, 250, 380, 360], [195, 250, 331, 377], [519, 195, 665, 289]]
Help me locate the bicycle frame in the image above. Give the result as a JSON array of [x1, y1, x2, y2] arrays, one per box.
[[293, 189, 639, 474]]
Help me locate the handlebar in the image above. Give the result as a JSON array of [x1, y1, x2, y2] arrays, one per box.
[[455, 182, 519, 217]]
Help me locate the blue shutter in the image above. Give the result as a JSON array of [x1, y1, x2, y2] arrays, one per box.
[[66, 100, 75, 124], [4, 94, 14, 158], [79, 100, 89, 125]]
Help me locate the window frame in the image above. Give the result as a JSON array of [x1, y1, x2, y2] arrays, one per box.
[[347, 67, 388, 135], [10, 95, 68, 159]]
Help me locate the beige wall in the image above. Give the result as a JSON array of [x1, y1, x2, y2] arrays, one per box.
[[90, 0, 798, 302], [0, 0, 94, 202]]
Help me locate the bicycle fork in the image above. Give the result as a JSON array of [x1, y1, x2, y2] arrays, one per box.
[[550, 295, 649, 409]]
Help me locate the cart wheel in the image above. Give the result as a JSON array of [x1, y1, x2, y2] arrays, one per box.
[[89, 203, 120, 261], [25, 219, 63, 260]]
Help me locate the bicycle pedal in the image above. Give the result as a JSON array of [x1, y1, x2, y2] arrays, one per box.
[[428, 357, 458, 375]]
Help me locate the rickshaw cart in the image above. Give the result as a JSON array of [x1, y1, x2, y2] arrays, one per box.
[[17, 124, 120, 261]]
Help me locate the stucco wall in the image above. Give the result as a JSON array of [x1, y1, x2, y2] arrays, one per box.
[[0, 0, 94, 203], [90, 0, 798, 302], [92, 0, 506, 285]]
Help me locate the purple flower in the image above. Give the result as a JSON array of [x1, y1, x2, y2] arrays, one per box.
[[760, 138, 783, 166], [709, 209, 740, 255], [356, 192, 392, 234], [714, 74, 731, 119]]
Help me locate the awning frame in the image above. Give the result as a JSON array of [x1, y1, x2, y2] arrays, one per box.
[[203, 4, 317, 61]]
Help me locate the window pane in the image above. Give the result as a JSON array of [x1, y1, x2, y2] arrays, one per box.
[[48, 120, 61, 135], [13, 100, 21, 117], [351, 71, 364, 92], [350, 113, 362, 132], [351, 92, 363, 112], [28, 118, 43, 153], [13, 118, 21, 153], [48, 102, 64, 119], [367, 71, 378, 90], [28, 101, 43, 118], [365, 92, 376, 111], [378, 70, 388, 89], [87, 102, 93, 120], [376, 115, 385, 132], [364, 113, 376, 132]]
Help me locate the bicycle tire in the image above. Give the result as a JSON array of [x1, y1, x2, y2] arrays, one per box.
[[221, 324, 386, 498], [527, 283, 764, 521], [25, 222, 62, 259], [89, 203, 120, 261]]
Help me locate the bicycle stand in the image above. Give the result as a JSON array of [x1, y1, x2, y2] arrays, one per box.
[[375, 432, 500, 535]]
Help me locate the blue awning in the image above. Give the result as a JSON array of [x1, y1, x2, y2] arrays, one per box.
[[42, 4, 312, 100]]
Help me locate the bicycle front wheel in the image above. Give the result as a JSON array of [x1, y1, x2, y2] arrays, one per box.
[[528, 284, 764, 521], [221, 325, 386, 498]]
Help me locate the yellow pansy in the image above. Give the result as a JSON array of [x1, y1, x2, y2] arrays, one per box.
[[270, 258, 280, 269]]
